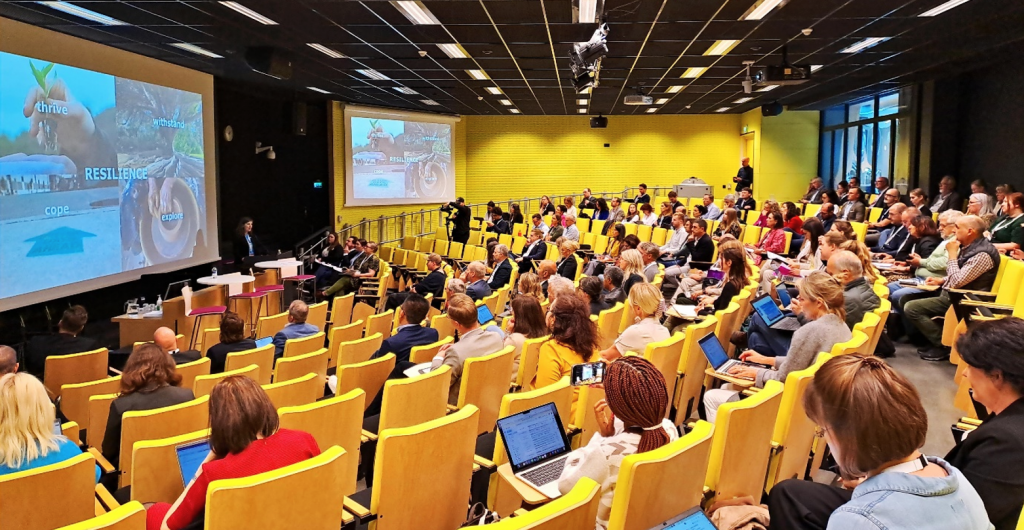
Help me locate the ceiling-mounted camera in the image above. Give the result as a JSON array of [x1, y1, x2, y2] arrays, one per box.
[[569, 23, 609, 92]]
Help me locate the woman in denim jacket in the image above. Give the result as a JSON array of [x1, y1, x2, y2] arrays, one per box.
[[805, 355, 992, 530]]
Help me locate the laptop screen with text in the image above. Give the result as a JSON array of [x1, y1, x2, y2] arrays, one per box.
[[496, 402, 569, 472], [698, 333, 730, 371], [752, 295, 785, 325]]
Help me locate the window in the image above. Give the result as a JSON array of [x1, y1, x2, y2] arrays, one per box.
[[832, 129, 844, 184], [876, 120, 892, 180], [820, 89, 912, 192]]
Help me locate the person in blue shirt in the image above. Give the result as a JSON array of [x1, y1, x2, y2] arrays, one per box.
[[272, 300, 322, 358], [0, 373, 100, 483]]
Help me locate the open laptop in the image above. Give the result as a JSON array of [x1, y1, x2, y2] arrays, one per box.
[[255, 336, 274, 348], [496, 402, 572, 498], [647, 506, 716, 529], [175, 439, 211, 487], [477, 304, 494, 325], [751, 294, 801, 331], [698, 333, 763, 380]]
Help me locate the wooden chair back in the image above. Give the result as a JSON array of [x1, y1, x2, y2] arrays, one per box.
[[273, 348, 329, 391], [853, 313, 881, 355], [255, 311, 289, 339], [174, 357, 212, 391], [194, 364, 259, 398], [201, 328, 220, 356], [224, 344, 275, 384], [366, 310, 395, 340], [58, 501, 146, 530], [478, 478, 601, 530], [335, 354, 396, 410], [335, 332, 384, 368], [430, 313, 456, 341], [88, 393, 118, 449], [205, 446, 349, 530], [409, 336, 454, 364], [705, 380, 784, 503], [673, 317, 718, 424], [458, 345, 517, 435], [262, 372, 320, 410], [131, 429, 210, 504], [327, 319, 365, 362], [642, 332, 685, 402], [282, 331, 325, 358], [279, 389, 365, 496], [369, 406, 480, 530], [869, 299, 891, 354], [120, 395, 211, 487], [769, 353, 832, 489], [43, 347, 109, 399], [329, 293, 355, 327], [483, 292, 501, 317], [379, 366, 452, 432], [0, 452, 96, 530], [60, 375, 120, 428], [713, 303, 742, 357], [514, 335, 549, 392], [351, 302, 376, 331], [829, 330, 869, 356], [306, 301, 329, 331], [597, 303, 625, 351], [605, 421, 715, 530]]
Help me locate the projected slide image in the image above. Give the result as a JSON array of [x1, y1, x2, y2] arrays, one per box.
[[0, 51, 206, 300], [351, 117, 452, 200]]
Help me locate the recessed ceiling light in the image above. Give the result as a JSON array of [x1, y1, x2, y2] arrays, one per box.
[[308, 87, 331, 94], [716, 107, 731, 112], [741, 0, 785, 20], [306, 43, 345, 59], [733, 97, 753, 103], [499, 99, 513, 106], [840, 37, 890, 54], [394, 87, 418, 94], [757, 85, 779, 92], [576, 99, 588, 106], [654, 98, 669, 105], [919, 0, 971, 17], [485, 87, 503, 95], [704, 40, 740, 56], [666, 86, 684, 93], [810, 64, 824, 72], [391, 1, 440, 24], [576, 0, 603, 23], [421, 99, 440, 105], [509, 109, 521, 114], [681, 67, 707, 79], [37, 1, 126, 25], [579, 87, 592, 94], [357, 69, 391, 81], [218, 2, 278, 25], [645, 108, 658, 113], [466, 70, 489, 80], [577, 109, 587, 114], [169, 43, 224, 59], [436, 43, 469, 59]]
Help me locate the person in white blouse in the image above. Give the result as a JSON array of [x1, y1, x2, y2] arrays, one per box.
[[638, 203, 657, 226], [600, 283, 669, 361]]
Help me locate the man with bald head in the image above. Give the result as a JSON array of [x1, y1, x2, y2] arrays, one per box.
[[154, 327, 202, 364], [734, 157, 753, 191], [0, 346, 18, 376], [537, 259, 557, 299], [462, 261, 492, 301]]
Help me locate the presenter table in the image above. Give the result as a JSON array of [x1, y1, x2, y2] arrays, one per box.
[[254, 259, 304, 279], [111, 313, 171, 348], [196, 274, 256, 297]]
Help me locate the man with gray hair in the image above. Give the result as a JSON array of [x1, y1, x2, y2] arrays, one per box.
[[801, 177, 827, 204], [602, 266, 626, 304], [638, 242, 661, 282], [870, 202, 909, 252], [563, 214, 580, 242], [463, 261, 492, 301], [827, 250, 881, 329], [546, 276, 576, 306], [488, 244, 513, 290], [272, 300, 320, 358], [0, 346, 18, 376]]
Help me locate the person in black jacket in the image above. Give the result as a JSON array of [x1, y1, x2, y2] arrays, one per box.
[[516, 229, 548, 272], [232, 216, 266, 268], [733, 157, 753, 191], [25, 305, 97, 378], [385, 253, 448, 312], [767, 317, 1024, 530], [102, 344, 195, 468], [206, 312, 257, 374], [488, 245, 514, 290], [486, 207, 511, 235], [447, 197, 472, 244], [314, 231, 347, 287], [556, 240, 579, 280], [685, 219, 716, 271], [932, 176, 964, 214], [372, 294, 439, 368]]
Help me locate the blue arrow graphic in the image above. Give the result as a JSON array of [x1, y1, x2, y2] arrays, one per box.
[[24, 227, 97, 257]]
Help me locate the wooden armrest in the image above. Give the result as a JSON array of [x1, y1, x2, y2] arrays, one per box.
[[88, 448, 116, 474], [343, 497, 371, 518], [361, 429, 378, 443], [341, 510, 355, 525], [769, 441, 782, 455], [473, 463, 480, 472], [961, 300, 1012, 310], [949, 289, 996, 298], [969, 314, 1004, 322], [740, 389, 758, 397], [956, 422, 979, 432], [95, 484, 119, 511], [61, 421, 80, 445], [108, 367, 122, 376], [474, 455, 496, 470], [446, 404, 458, 413], [513, 509, 529, 517], [960, 417, 983, 426]]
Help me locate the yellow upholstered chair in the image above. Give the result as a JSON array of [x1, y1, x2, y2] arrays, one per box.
[[175, 357, 212, 392], [306, 301, 329, 331], [119, 396, 211, 487], [273, 348, 329, 389], [766, 353, 831, 490], [255, 311, 289, 340], [279, 390, 365, 496], [376, 366, 452, 433], [327, 293, 355, 327], [410, 336, 454, 364], [131, 429, 210, 504], [643, 333, 685, 404], [282, 331, 325, 358], [194, 364, 259, 397], [43, 347, 109, 399], [334, 333, 384, 368], [597, 303, 625, 351], [351, 303, 376, 331], [673, 316, 718, 425], [263, 372, 321, 409], [512, 335, 549, 392], [476, 478, 600, 530], [455, 346, 516, 435], [56, 501, 146, 530], [0, 452, 97, 530], [830, 330, 870, 356], [334, 354, 396, 410], [60, 376, 120, 429], [224, 344, 275, 385], [366, 310, 395, 340]]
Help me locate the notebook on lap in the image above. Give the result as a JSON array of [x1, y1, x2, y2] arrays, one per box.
[[175, 439, 211, 487], [751, 294, 801, 331], [496, 402, 572, 499]]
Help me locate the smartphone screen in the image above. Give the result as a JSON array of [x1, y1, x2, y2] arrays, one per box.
[[571, 362, 605, 386]]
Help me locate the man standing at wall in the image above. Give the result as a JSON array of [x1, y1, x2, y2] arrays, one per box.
[[734, 157, 753, 191]]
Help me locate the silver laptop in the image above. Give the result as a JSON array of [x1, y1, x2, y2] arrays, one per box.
[[698, 333, 762, 379], [496, 402, 572, 498]]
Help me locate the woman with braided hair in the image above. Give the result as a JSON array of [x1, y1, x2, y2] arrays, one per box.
[[557, 356, 678, 530]]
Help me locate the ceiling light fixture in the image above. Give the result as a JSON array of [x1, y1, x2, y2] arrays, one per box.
[[810, 64, 824, 72], [421, 99, 440, 105], [840, 37, 890, 54], [391, 1, 441, 24], [218, 2, 278, 25], [37, 1, 126, 24], [576, 99, 589, 105], [306, 43, 344, 59], [307, 87, 331, 94], [575, 0, 605, 24], [509, 109, 521, 114], [169, 43, 224, 58], [578, 109, 587, 114], [357, 69, 391, 81], [757, 85, 779, 92], [716, 107, 731, 112], [655, 98, 669, 104], [704, 40, 740, 56], [681, 67, 707, 79], [666, 85, 684, 93], [580, 87, 592, 94], [485, 87, 503, 95], [394, 87, 418, 94], [437, 43, 469, 59], [919, 0, 971, 17], [466, 70, 490, 80], [741, 0, 786, 21], [733, 97, 753, 103], [645, 108, 658, 113], [499, 99, 513, 106]]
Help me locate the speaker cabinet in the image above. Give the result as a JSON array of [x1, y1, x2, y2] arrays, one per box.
[[244, 47, 293, 80], [291, 102, 307, 136]]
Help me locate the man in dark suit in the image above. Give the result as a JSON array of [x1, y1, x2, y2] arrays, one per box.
[[870, 176, 891, 208], [580, 188, 599, 210], [463, 261, 492, 301], [736, 187, 756, 223], [448, 197, 472, 244], [633, 183, 651, 204], [25, 305, 98, 378], [932, 175, 964, 213], [516, 229, 548, 272], [154, 326, 202, 364], [385, 253, 448, 312], [486, 207, 510, 235], [372, 295, 439, 366], [733, 157, 753, 191], [488, 244, 513, 290]]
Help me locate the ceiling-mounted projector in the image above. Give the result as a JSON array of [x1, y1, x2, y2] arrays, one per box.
[[624, 95, 653, 105]]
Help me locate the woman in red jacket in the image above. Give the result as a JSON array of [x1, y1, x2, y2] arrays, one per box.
[[748, 212, 788, 265], [147, 376, 320, 530]]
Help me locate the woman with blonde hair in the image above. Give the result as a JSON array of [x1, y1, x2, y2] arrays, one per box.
[[557, 240, 580, 279], [967, 192, 996, 225], [617, 249, 646, 296], [714, 208, 743, 241], [840, 239, 879, 284], [704, 271, 851, 423], [516, 272, 544, 301], [0, 373, 99, 481], [601, 282, 669, 361]]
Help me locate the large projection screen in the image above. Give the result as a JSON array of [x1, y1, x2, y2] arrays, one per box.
[[0, 17, 219, 311], [344, 105, 458, 207]]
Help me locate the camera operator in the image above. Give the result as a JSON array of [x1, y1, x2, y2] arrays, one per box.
[[443, 197, 472, 244]]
